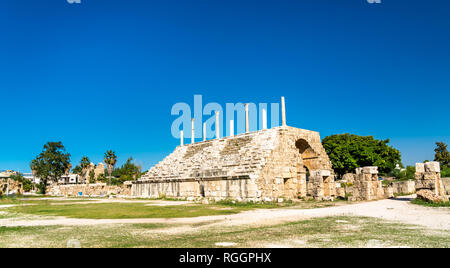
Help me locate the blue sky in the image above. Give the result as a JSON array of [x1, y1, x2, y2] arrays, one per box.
[[1, 0, 449, 172]]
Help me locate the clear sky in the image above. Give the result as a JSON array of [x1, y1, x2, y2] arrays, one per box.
[[1, 0, 449, 172]]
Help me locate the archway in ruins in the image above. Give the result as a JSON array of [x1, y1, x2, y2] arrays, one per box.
[[295, 139, 320, 171], [291, 139, 321, 198]]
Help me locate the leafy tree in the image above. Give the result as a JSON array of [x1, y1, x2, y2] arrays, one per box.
[[322, 134, 401, 178], [10, 173, 33, 192], [89, 169, 96, 184], [388, 165, 415, 181], [72, 165, 82, 183], [80, 156, 91, 184], [104, 150, 117, 185], [442, 166, 450, 177], [434, 142, 450, 168], [112, 157, 142, 184], [30, 142, 71, 194]]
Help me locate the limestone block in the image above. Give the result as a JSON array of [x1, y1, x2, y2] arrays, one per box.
[[415, 163, 425, 173], [416, 189, 447, 203], [363, 166, 378, 174], [415, 180, 436, 190], [336, 187, 345, 199], [383, 186, 394, 198], [414, 173, 424, 181], [355, 168, 363, 174], [423, 172, 439, 181], [425, 162, 440, 173], [342, 173, 355, 183], [311, 170, 331, 177]]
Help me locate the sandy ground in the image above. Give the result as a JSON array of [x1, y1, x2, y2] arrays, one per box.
[[0, 195, 448, 229]]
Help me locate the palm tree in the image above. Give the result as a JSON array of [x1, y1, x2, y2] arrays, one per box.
[[80, 156, 91, 184], [104, 150, 117, 185]]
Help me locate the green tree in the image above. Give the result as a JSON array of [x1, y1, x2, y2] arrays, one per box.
[[30, 142, 71, 194], [322, 134, 401, 178], [80, 156, 91, 184], [10, 173, 33, 192], [434, 142, 450, 168], [112, 157, 142, 184], [72, 165, 82, 182], [104, 150, 117, 185], [88, 169, 96, 184]]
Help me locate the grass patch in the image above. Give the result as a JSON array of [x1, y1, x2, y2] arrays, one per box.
[[0, 216, 448, 248], [3, 198, 345, 219], [411, 198, 450, 207], [6, 202, 248, 219], [214, 199, 294, 209]]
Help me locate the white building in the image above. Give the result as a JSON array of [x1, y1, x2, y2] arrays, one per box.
[[58, 174, 81, 185]]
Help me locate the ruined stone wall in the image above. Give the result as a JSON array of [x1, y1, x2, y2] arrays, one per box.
[[0, 179, 23, 196], [391, 180, 415, 195], [343, 167, 388, 201], [132, 177, 257, 201], [255, 127, 335, 201], [415, 162, 448, 202], [134, 126, 336, 201], [442, 178, 450, 195], [47, 183, 131, 197]]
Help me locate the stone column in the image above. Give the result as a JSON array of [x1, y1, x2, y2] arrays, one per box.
[[191, 118, 195, 144], [281, 96, 286, 126], [245, 103, 249, 133], [180, 130, 184, 146], [262, 108, 267, 130], [230, 119, 234, 137], [215, 111, 220, 139], [6, 178, 10, 196], [203, 123, 206, 141]]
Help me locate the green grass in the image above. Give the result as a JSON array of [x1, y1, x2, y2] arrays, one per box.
[[2, 198, 342, 219], [5, 202, 249, 219], [411, 198, 450, 207], [0, 216, 448, 248], [213, 199, 295, 208]]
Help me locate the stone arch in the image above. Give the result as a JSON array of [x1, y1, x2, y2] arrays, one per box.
[[295, 138, 321, 171]]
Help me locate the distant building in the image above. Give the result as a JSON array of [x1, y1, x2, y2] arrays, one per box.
[[0, 170, 18, 179], [59, 174, 81, 185], [23, 173, 40, 184]]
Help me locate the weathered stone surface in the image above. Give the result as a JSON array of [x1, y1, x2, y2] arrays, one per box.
[[342, 173, 355, 183], [363, 166, 378, 174], [424, 161, 440, 173], [0, 179, 23, 196], [47, 183, 131, 197], [414, 162, 446, 200], [343, 166, 384, 201], [391, 180, 415, 195], [442, 178, 450, 195], [415, 163, 425, 173], [416, 189, 447, 203], [311, 170, 331, 177], [94, 163, 105, 179], [336, 187, 346, 199], [133, 126, 335, 201], [383, 186, 394, 199]]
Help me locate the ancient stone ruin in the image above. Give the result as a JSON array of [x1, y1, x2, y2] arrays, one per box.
[[47, 182, 131, 197], [0, 179, 23, 196], [339, 167, 391, 201], [133, 126, 336, 201], [132, 97, 336, 201], [415, 162, 448, 202]]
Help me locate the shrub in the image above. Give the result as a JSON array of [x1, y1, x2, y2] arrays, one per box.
[[441, 166, 450, 177]]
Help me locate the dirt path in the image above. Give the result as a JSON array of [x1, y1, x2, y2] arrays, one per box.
[[0, 196, 448, 229]]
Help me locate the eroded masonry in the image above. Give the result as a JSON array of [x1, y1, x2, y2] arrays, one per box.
[[132, 97, 337, 201]]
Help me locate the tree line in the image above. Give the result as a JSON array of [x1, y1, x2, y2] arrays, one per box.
[[30, 142, 143, 194], [322, 134, 450, 180]]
